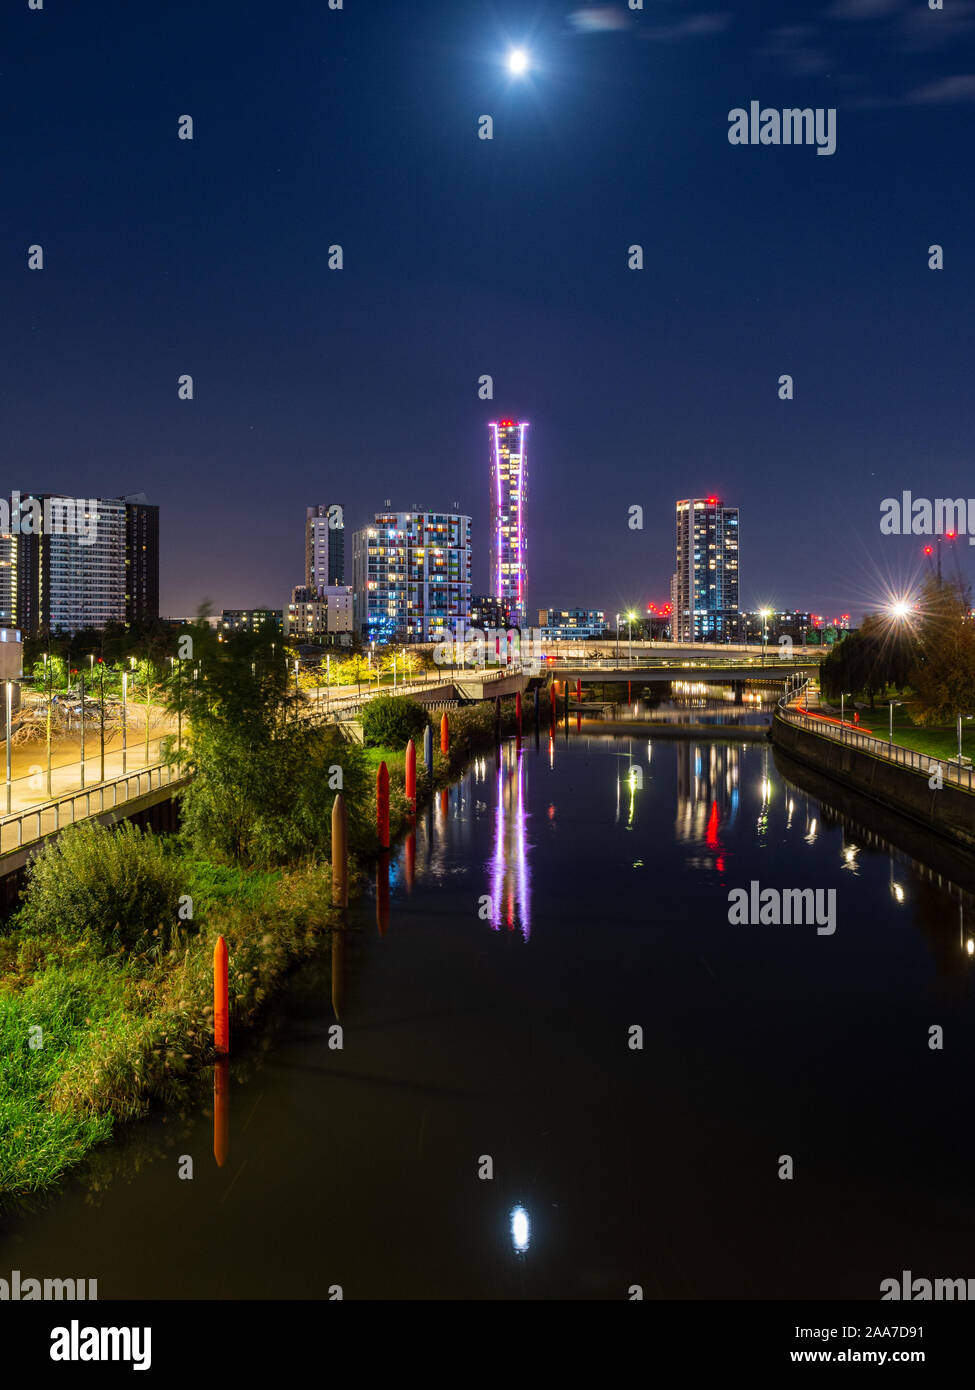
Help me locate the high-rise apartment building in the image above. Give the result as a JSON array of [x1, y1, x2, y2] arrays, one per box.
[[672, 497, 740, 642], [489, 420, 528, 630], [305, 504, 345, 591], [351, 509, 471, 642], [6, 493, 159, 636], [124, 495, 160, 625]]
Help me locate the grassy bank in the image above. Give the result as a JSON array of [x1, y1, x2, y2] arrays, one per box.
[[0, 695, 525, 1198]]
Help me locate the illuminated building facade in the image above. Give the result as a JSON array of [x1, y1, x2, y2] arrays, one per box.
[[351, 510, 471, 642], [489, 421, 528, 630], [8, 493, 158, 636], [285, 584, 353, 638], [305, 504, 345, 591], [673, 497, 740, 642]]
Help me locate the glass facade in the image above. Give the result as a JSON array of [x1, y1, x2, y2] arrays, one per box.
[[673, 498, 740, 642], [490, 421, 528, 630], [352, 511, 471, 642]]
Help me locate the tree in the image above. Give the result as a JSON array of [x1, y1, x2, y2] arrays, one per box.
[[909, 576, 975, 726], [361, 695, 429, 748], [169, 625, 370, 867]]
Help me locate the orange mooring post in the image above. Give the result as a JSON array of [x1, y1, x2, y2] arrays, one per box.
[[332, 792, 349, 907], [214, 935, 229, 1056], [440, 711, 449, 755], [377, 761, 390, 850], [405, 738, 416, 805], [628, 680, 632, 705]]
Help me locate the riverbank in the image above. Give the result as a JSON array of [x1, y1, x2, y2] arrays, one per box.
[[771, 709, 975, 853], [0, 697, 521, 1199]]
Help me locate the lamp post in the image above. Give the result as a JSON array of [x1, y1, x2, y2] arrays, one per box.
[[122, 668, 128, 774], [615, 613, 621, 662], [627, 610, 637, 664], [175, 657, 182, 753], [44, 651, 53, 797], [760, 609, 772, 668], [79, 668, 86, 789], [5, 679, 12, 814], [98, 659, 105, 783]]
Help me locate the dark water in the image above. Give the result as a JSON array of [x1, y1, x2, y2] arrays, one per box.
[[3, 732, 975, 1300]]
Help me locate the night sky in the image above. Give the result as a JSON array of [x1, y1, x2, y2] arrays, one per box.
[[3, 0, 974, 622]]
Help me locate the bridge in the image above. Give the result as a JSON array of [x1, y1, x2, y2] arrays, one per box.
[[536, 655, 818, 682]]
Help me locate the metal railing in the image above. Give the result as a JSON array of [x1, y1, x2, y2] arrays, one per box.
[[0, 759, 184, 854], [542, 655, 816, 670], [777, 683, 975, 793]]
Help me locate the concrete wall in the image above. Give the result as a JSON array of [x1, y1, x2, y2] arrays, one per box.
[[773, 712, 975, 852]]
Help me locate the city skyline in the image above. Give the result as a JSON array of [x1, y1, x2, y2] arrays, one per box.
[[6, 1, 972, 626]]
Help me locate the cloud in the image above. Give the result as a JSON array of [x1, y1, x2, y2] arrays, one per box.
[[827, 0, 906, 18], [756, 25, 833, 76], [906, 73, 975, 103], [640, 12, 732, 42], [892, 0, 975, 51], [567, 5, 631, 33]]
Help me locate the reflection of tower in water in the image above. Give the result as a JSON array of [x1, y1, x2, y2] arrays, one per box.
[[488, 741, 531, 940], [675, 742, 740, 843]]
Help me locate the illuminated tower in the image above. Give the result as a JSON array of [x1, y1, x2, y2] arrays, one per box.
[[674, 497, 739, 642], [489, 420, 528, 629]]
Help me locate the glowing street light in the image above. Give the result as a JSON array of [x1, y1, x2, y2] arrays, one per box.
[[760, 608, 772, 666]]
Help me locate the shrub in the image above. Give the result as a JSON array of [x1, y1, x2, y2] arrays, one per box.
[[14, 821, 185, 956], [361, 694, 428, 749]]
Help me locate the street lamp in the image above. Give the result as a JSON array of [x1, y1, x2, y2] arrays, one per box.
[[122, 667, 128, 773], [615, 613, 621, 662], [760, 609, 772, 667], [44, 651, 53, 797], [78, 666, 86, 790], [627, 610, 637, 664], [5, 679, 12, 814], [97, 658, 105, 783]]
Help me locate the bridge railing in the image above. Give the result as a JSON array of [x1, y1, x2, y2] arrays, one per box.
[[0, 759, 184, 854], [776, 684, 975, 793]]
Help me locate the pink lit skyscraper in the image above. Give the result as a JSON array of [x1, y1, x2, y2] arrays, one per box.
[[489, 420, 528, 629]]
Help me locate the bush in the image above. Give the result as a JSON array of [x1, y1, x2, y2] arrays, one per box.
[[360, 694, 429, 748], [14, 821, 185, 956]]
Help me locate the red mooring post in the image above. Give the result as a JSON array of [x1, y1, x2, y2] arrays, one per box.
[[576, 678, 582, 703], [516, 690, 522, 732], [628, 680, 632, 706], [214, 935, 229, 1056], [440, 711, 449, 755], [332, 792, 348, 907], [405, 738, 416, 805], [377, 761, 390, 850]]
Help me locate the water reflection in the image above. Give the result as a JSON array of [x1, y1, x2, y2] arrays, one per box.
[[675, 741, 740, 842], [488, 741, 531, 939], [213, 1059, 229, 1169]]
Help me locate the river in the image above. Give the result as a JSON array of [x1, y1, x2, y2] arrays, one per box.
[[2, 729, 974, 1299]]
